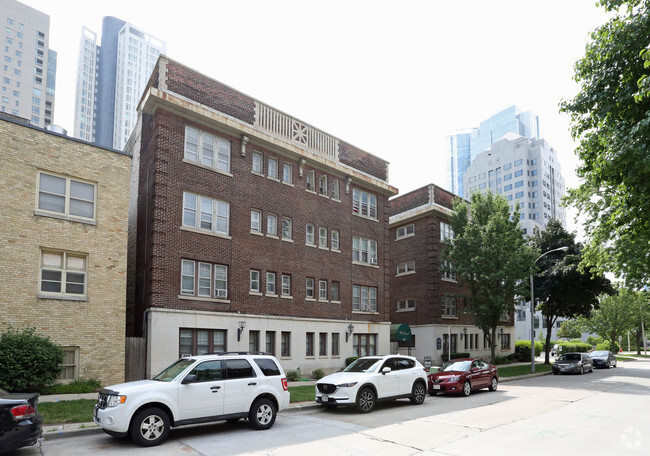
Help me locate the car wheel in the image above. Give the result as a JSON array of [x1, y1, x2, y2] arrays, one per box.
[[130, 407, 170, 447], [589, 365, 593, 373], [580, 366, 584, 375], [488, 377, 498, 392], [356, 387, 376, 413], [606, 361, 611, 369], [410, 382, 426, 405], [613, 361, 617, 368], [461, 381, 471, 397], [248, 398, 276, 430]]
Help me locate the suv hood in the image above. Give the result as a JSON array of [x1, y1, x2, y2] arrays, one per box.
[[430, 370, 466, 379], [318, 371, 369, 385], [100, 379, 166, 395]]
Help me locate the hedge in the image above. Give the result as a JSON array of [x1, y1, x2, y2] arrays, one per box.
[[514, 340, 543, 361]]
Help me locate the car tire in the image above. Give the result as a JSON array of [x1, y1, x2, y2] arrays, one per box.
[[488, 377, 498, 392], [130, 407, 170, 447], [461, 381, 471, 397], [248, 398, 276, 430], [356, 387, 376, 413], [589, 365, 593, 373], [613, 361, 617, 368], [410, 381, 426, 405], [580, 366, 584, 375], [606, 361, 611, 369]]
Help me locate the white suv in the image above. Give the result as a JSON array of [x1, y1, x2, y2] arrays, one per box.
[[315, 355, 427, 413], [93, 353, 290, 447]]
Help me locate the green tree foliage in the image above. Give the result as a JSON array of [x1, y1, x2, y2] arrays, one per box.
[[557, 320, 585, 341], [0, 327, 64, 392], [444, 192, 537, 363], [560, 0, 650, 286], [579, 288, 643, 353], [530, 219, 614, 363]]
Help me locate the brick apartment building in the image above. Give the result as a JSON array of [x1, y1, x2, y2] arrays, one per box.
[[126, 56, 398, 377], [389, 184, 514, 365], [0, 116, 131, 386]]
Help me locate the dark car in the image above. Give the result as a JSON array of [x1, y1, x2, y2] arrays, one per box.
[[0, 388, 43, 454], [552, 352, 593, 375], [589, 350, 617, 369], [428, 358, 498, 397]]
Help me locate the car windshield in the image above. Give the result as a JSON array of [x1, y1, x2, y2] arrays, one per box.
[[441, 360, 472, 372], [590, 351, 609, 357], [558, 354, 581, 361], [153, 358, 195, 382], [344, 358, 380, 373]]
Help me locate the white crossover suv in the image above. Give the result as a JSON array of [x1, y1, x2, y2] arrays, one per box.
[[94, 352, 290, 447], [315, 354, 427, 413]]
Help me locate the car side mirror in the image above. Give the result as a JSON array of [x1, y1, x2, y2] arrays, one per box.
[[182, 374, 197, 384], [381, 367, 392, 375]]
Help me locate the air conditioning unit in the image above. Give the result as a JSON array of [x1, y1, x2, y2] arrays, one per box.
[[370, 258, 378, 265], [216, 289, 227, 298]]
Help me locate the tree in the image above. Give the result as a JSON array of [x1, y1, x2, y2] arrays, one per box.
[[560, 0, 650, 287], [444, 192, 537, 363], [580, 288, 642, 353], [530, 219, 614, 364], [557, 320, 584, 341], [0, 327, 64, 392]]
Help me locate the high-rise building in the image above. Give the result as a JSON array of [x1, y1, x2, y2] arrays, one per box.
[[445, 105, 539, 197], [0, 0, 56, 128], [73, 17, 165, 149]]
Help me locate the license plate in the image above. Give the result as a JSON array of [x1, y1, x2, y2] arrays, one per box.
[[321, 395, 328, 402], [433, 385, 441, 390]]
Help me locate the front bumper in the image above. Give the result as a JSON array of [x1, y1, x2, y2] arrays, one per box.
[[93, 404, 130, 434], [552, 364, 581, 374], [428, 381, 462, 394]]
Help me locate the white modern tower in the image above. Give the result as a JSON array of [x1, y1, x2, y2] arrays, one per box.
[[0, 0, 56, 128], [73, 17, 165, 149]]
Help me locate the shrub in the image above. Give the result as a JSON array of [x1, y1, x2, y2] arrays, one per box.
[[286, 370, 300, 382], [556, 341, 592, 353], [0, 327, 64, 392], [514, 340, 543, 361], [494, 354, 515, 365], [40, 378, 101, 395], [441, 352, 470, 364], [311, 369, 325, 380], [595, 340, 619, 352]]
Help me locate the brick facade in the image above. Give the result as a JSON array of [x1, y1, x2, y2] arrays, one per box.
[[0, 118, 131, 386]]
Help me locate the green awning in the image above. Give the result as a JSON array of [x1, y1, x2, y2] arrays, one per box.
[[390, 323, 412, 342]]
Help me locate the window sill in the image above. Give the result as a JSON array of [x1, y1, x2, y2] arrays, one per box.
[[306, 189, 317, 195], [331, 198, 341, 203], [352, 260, 379, 269], [249, 291, 263, 297], [178, 295, 230, 304], [34, 210, 96, 226], [180, 226, 232, 240], [352, 213, 378, 222], [396, 271, 416, 277], [280, 295, 293, 300], [182, 158, 233, 178], [330, 300, 341, 305], [441, 315, 458, 319], [265, 293, 278, 298], [318, 193, 329, 199], [396, 308, 416, 312], [441, 277, 458, 283], [37, 293, 87, 302], [282, 181, 294, 187], [267, 176, 280, 183], [250, 230, 264, 237], [282, 238, 294, 243], [266, 234, 279, 240], [252, 170, 265, 177], [352, 310, 379, 315], [306, 243, 317, 248], [331, 249, 341, 254], [318, 300, 329, 304], [318, 246, 329, 251], [395, 233, 415, 241], [305, 298, 316, 302]]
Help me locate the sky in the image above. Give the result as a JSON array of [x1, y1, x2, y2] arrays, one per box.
[[21, 0, 611, 237]]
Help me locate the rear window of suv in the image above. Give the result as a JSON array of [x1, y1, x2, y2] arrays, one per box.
[[254, 358, 281, 376], [225, 359, 256, 379]]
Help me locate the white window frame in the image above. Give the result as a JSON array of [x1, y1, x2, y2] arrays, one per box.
[[442, 296, 457, 317], [39, 249, 87, 298], [182, 192, 230, 236], [251, 209, 261, 233], [266, 272, 276, 295], [250, 270, 260, 293], [331, 281, 340, 301], [214, 265, 228, 298], [397, 298, 416, 311], [306, 278, 315, 299], [353, 236, 378, 265], [441, 259, 457, 281], [252, 151, 263, 174], [331, 230, 340, 251], [184, 126, 231, 173], [267, 213, 277, 236], [352, 188, 377, 219], [318, 227, 327, 248], [282, 218, 292, 240], [306, 170, 315, 191], [396, 260, 415, 275], [282, 163, 293, 184], [319, 280, 328, 300], [330, 179, 340, 200], [37, 171, 96, 222], [396, 224, 415, 240], [305, 224, 315, 245], [58, 347, 79, 382], [281, 274, 291, 296], [181, 260, 228, 299], [319, 175, 327, 195], [352, 285, 377, 312], [440, 222, 454, 241], [268, 157, 278, 179]]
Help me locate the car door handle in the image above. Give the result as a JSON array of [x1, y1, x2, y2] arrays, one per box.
[[210, 386, 221, 392], [248, 382, 257, 386]]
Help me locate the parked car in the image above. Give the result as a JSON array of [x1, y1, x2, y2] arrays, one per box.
[[552, 352, 593, 375], [94, 352, 290, 447], [0, 388, 43, 454], [428, 358, 498, 397], [589, 350, 617, 369], [315, 355, 427, 413]]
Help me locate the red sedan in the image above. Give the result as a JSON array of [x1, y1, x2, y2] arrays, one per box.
[[428, 358, 498, 397]]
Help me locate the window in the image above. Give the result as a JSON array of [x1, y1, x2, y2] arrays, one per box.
[[182, 192, 230, 236], [353, 334, 377, 357], [249, 331, 260, 353], [352, 188, 377, 219], [319, 175, 327, 195], [37, 172, 96, 221], [58, 347, 79, 381], [515, 191, 524, 199], [250, 209, 261, 233], [330, 179, 340, 200], [250, 270, 260, 292], [267, 214, 277, 236], [442, 296, 457, 317], [40, 250, 86, 297], [503, 173, 512, 181], [179, 329, 226, 356], [318, 227, 327, 248], [214, 265, 227, 297], [441, 260, 457, 281], [504, 163, 512, 170], [282, 163, 293, 184], [331, 333, 340, 356], [319, 280, 327, 300], [396, 224, 415, 239], [353, 236, 378, 265], [281, 332, 291, 357], [184, 126, 231, 173], [306, 170, 315, 191], [306, 332, 314, 357], [252, 151, 263, 173], [397, 298, 416, 311], [319, 333, 328, 356], [331, 230, 340, 251], [181, 260, 228, 299], [306, 278, 315, 299], [331, 281, 340, 301], [352, 285, 377, 312], [266, 272, 276, 294], [396, 260, 415, 275], [268, 157, 278, 179], [504, 184, 513, 191], [500, 333, 511, 350], [514, 159, 523, 167], [305, 224, 315, 245], [440, 222, 454, 241], [515, 180, 524, 188], [281, 274, 291, 296], [282, 218, 292, 240]]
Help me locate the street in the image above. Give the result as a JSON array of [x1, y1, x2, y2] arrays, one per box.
[[15, 359, 650, 455]]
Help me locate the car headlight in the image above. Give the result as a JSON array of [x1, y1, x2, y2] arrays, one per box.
[[336, 382, 358, 388], [448, 376, 460, 382], [107, 395, 127, 407]]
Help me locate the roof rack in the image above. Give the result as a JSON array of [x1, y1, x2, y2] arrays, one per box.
[[204, 351, 269, 356]]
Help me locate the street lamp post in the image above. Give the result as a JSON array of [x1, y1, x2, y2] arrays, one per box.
[[530, 246, 569, 373]]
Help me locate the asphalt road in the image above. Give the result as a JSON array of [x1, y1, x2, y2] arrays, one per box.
[[14, 359, 650, 455]]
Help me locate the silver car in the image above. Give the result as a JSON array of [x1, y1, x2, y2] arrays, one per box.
[[552, 352, 594, 375]]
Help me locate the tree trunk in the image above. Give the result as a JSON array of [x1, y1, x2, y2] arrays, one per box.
[[543, 314, 556, 365], [490, 326, 496, 364]]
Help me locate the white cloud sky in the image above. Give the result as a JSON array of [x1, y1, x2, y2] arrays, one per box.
[[22, 0, 610, 237]]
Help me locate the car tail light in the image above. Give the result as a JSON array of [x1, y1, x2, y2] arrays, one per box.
[[11, 404, 36, 421], [281, 378, 288, 391]]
